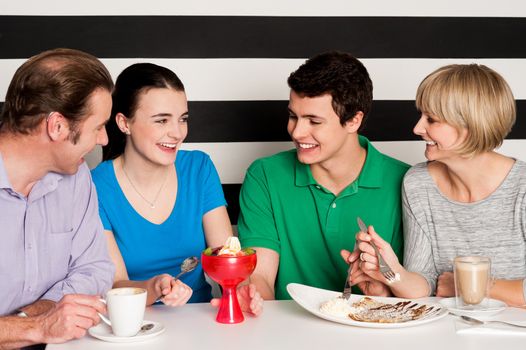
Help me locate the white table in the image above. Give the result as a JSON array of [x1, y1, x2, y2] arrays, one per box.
[[48, 300, 526, 350]]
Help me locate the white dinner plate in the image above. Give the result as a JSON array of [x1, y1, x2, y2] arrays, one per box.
[[439, 297, 507, 318], [287, 283, 448, 329], [88, 320, 165, 343]]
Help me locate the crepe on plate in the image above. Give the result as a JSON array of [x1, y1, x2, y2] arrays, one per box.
[[320, 296, 440, 323]]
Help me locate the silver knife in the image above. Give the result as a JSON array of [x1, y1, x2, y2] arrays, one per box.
[[342, 262, 353, 300], [357, 217, 368, 236]]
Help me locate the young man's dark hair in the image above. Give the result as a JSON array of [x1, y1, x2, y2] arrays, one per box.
[[287, 51, 373, 128]]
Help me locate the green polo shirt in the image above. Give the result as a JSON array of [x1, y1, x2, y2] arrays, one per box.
[[238, 136, 409, 300]]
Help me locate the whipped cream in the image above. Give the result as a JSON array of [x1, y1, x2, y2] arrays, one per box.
[[319, 297, 353, 318], [218, 236, 242, 256]]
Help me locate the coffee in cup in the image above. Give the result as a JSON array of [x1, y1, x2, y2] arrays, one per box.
[[454, 256, 491, 309], [99, 287, 147, 337]]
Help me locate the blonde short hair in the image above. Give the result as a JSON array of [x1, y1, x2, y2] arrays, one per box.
[[415, 64, 516, 157]]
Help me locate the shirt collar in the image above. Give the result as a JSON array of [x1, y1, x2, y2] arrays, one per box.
[[0, 153, 63, 196], [356, 135, 383, 188], [0, 155, 11, 189], [295, 135, 384, 189], [295, 156, 316, 187]]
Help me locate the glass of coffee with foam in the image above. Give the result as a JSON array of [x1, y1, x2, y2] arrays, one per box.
[[454, 256, 491, 310]]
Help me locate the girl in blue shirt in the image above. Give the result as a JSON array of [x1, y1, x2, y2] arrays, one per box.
[[92, 63, 262, 314]]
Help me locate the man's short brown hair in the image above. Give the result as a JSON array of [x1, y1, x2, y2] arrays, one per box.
[[1, 48, 114, 135]]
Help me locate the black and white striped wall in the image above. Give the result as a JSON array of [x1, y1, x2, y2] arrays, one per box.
[[2, 1, 525, 222]]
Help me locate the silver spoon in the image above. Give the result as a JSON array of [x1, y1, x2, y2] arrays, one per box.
[[140, 323, 155, 332], [154, 257, 199, 303], [460, 315, 526, 328]]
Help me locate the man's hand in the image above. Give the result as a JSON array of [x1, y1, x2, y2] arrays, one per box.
[[19, 299, 56, 317], [210, 283, 264, 316], [36, 294, 106, 344], [236, 283, 264, 316]]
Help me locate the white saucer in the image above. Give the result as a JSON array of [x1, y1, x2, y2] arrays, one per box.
[[88, 320, 165, 343], [439, 297, 507, 317]]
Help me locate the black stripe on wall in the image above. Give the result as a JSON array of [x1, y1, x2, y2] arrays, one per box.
[[223, 184, 242, 224], [2, 16, 526, 58], [185, 100, 428, 142], [187, 100, 526, 141], [2, 100, 526, 141]]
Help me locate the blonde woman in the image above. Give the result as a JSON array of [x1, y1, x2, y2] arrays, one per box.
[[351, 64, 526, 306]]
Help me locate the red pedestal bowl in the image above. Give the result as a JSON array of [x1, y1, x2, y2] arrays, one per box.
[[201, 251, 257, 324]]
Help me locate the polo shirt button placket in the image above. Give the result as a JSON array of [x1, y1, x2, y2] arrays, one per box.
[[325, 200, 340, 234]]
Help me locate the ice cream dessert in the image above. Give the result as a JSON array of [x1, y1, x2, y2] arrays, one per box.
[[201, 236, 257, 324], [203, 237, 255, 257]]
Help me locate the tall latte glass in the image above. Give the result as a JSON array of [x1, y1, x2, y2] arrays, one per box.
[[454, 256, 491, 309]]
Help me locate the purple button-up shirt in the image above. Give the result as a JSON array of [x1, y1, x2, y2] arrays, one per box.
[[0, 157, 115, 316]]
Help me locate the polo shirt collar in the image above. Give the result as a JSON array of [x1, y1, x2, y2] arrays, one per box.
[[356, 135, 383, 189], [294, 135, 384, 189], [294, 157, 315, 187]]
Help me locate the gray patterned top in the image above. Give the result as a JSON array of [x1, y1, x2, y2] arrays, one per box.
[[402, 160, 526, 299]]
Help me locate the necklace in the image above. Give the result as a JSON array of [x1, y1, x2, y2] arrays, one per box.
[[122, 163, 169, 209]]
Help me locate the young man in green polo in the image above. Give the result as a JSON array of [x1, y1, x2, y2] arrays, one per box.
[[237, 51, 409, 300]]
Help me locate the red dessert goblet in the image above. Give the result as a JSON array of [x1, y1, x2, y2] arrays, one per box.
[[201, 249, 257, 324]]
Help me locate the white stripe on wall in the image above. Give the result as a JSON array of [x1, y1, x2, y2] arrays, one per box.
[[3, 0, 525, 16], [183, 140, 526, 183], [85, 139, 526, 184], [2, 59, 526, 101]]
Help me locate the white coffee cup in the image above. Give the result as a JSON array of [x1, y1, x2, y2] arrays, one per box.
[[99, 287, 147, 337], [454, 256, 491, 309]]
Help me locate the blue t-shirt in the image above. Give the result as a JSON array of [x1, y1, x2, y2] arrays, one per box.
[[91, 150, 226, 303]]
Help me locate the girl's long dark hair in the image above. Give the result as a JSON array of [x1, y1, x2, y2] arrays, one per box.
[[103, 63, 185, 161]]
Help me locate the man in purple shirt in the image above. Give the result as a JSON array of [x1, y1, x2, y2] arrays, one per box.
[[0, 48, 115, 348]]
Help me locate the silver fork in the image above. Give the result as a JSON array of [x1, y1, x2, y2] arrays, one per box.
[[416, 305, 444, 320], [357, 217, 397, 283]]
